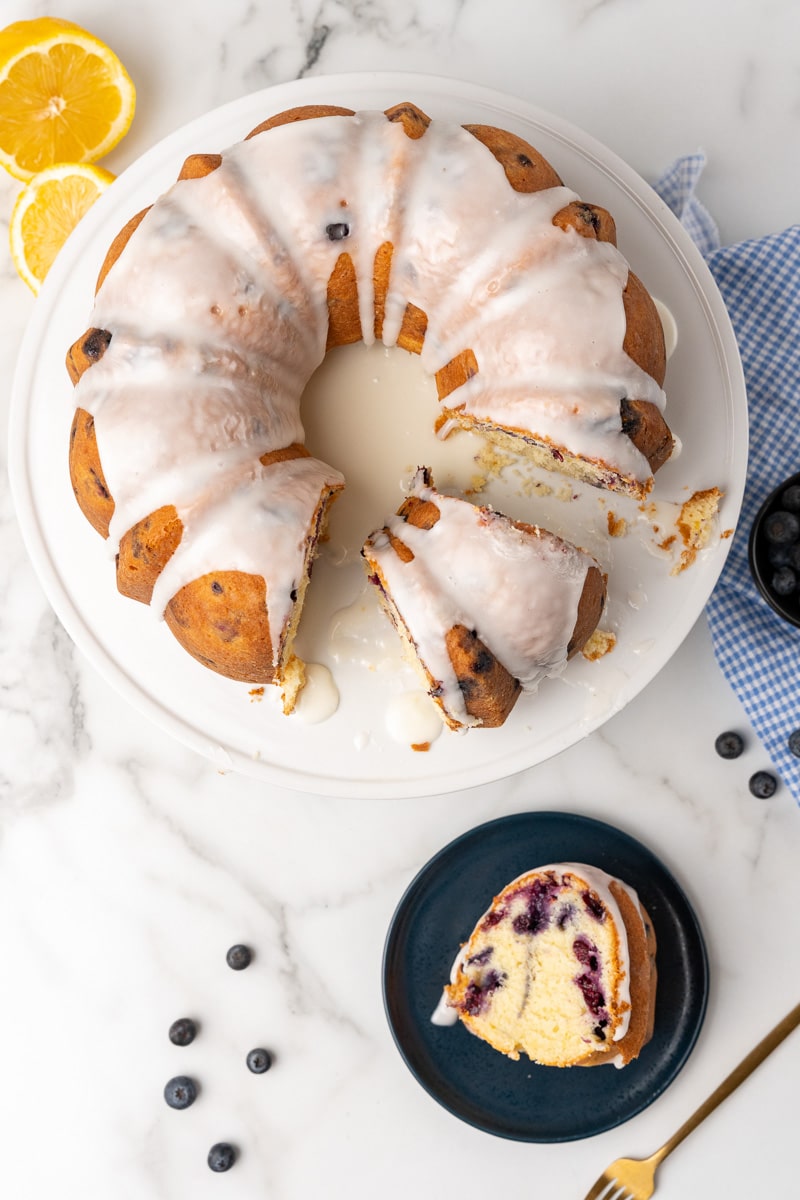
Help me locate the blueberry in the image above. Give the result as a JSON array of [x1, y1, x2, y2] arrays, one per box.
[[325, 222, 350, 241], [575, 973, 606, 1015], [462, 969, 505, 1016], [789, 543, 800, 571], [226, 944, 252, 970], [771, 566, 796, 596], [788, 730, 800, 758], [763, 510, 800, 546], [168, 1018, 197, 1046], [749, 770, 777, 799], [715, 731, 744, 759], [466, 946, 494, 967], [208, 1142, 236, 1173], [581, 890, 606, 922], [767, 543, 792, 567], [510, 877, 559, 935], [782, 485, 800, 513], [164, 1075, 198, 1109], [246, 1048, 272, 1074]]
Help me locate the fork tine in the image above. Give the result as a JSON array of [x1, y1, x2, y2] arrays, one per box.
[[582, 1177, 618, 1200], [604, 1188, 631, 1200]]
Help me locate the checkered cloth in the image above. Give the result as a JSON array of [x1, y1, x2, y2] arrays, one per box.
[[653, 154, 800, 802]]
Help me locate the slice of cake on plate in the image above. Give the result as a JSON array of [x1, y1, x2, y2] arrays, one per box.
[[436, 862, 657, 1067]]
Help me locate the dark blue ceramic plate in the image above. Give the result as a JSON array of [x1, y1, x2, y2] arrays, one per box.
[[382, 811, 709, 1142]]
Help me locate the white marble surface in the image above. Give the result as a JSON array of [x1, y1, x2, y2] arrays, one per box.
[[1, 1, 799, 1197]]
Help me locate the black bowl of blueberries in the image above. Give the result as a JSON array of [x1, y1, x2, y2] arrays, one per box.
[[748, 471, 800, 626]]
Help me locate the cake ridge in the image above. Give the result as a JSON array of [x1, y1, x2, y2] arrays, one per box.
[[66, 100, 671, 701]]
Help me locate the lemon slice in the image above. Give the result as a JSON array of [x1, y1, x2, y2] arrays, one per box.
[[10, 162, 114, 293], [0, 17, 135, 180]]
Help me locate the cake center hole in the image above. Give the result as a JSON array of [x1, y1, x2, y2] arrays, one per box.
[[301, 342, 485, 565]]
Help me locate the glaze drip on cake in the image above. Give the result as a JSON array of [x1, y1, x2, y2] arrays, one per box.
[[363, 469, 606, 729], [436, 862, 657, 1067], [66, 102, 670, 696]]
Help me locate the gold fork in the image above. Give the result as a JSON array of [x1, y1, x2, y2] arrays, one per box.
[[582, 1001, 800, 1200]]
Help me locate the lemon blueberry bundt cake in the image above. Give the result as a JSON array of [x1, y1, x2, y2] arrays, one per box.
[[65, 101, 671, 703], [362, 468, 607, 730], [438, 863, 657, 1067]]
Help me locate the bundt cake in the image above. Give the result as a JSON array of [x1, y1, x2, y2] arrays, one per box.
[[436, 863, 657, 1067], [65, 101, 671, 701], [362, 468, 607, 729]]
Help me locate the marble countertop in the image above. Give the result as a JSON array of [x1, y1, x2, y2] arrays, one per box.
[[1, 1, 799, 1197]]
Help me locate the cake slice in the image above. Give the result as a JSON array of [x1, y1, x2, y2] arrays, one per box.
[[361, 468, 607, 729], [436, 863, 657, 1068]]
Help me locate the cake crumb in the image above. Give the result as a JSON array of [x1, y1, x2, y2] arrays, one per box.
[[280, 654, 307, 714], [514, 471, 554, 499], [606, 511, 628, 538], [249, 686, 265, 702], [466, 444, 520, 495], [672, 487, 723, 575], [411, 741, 431, 752], [582, 628, 617, 661]]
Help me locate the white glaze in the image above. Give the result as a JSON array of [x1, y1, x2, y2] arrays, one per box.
[[364, 469, 597, 726], [293, 662, 340, 722], [73, 106, 666, 636], [148, 453, 343, 664], [385, 689, 443, 747], [654, 297, 679, 358]]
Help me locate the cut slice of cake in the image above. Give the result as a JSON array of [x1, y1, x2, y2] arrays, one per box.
[[436, 863, 657, 1067], [361, 468, 607, 730]]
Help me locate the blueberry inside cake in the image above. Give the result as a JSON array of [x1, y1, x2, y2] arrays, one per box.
[[435, 863, 657, 1067]]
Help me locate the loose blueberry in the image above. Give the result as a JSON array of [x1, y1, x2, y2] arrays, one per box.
[[789, 543, 800, 571], [208, 1142, 236, 1173], [168, 1017, 198, 1046], [763, 510, 800, 546], [782, 485, 800, 513], [788, 729, 800, 758], [749, 770, 777, 799], [771, 566, 797, 596], [325, 222, 350, 241], [767, 543, 792, 567], [226, 944, 252, 970], [715, 731, 744, 759], [164, 1075, 198, 1110], [246, 1048, 273, 1074]]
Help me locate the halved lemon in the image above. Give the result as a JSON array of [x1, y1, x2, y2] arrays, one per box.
[[0, 17, 135, 180], [10, 162, 114, 293]]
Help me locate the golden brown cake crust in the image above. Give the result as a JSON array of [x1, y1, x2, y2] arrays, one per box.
[[464, 123, 563, 192], [577, 880, 657, 1067], [66, 101, 668, 688], [164, 570, 275, 683], [68, 407, 114, 535], [366, 482, 607, 729]]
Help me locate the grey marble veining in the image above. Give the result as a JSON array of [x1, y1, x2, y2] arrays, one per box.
[[0, 1, 799, 1197]]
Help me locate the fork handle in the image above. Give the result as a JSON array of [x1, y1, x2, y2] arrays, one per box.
[[651, 1000, 800, 1167]]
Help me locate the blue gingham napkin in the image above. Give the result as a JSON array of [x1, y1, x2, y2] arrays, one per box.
[[653, 154, 800, 802]]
